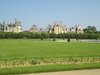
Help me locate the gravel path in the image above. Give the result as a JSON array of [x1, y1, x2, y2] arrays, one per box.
[[22, 69, 100, 75]]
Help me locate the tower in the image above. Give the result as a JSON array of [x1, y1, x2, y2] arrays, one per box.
[[3, 20, 8, 32], [15, 18, 22, 33]]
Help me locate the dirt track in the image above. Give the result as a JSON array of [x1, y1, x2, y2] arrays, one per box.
[[23, 69, 100, 75]]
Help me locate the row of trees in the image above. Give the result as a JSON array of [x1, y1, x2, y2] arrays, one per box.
[[84, 26, 97, 33], [0, 32, 100, 40]]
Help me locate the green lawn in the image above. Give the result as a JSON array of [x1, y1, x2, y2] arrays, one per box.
[[0, 39, 100, 74], [0, 39, 100, 60]]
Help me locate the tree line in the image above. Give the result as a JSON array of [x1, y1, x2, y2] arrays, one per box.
[[0, 32, 100, 40]]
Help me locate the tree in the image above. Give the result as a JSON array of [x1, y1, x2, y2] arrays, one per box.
[[67, 37, 70, 42], [50, 33, 56, 41], [86, 26, 97, 33]]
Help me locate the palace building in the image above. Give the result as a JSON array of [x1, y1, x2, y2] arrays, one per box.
[[0, 19, 22, 33], [47, 21, 84, 34], [0, 19, 83, 34], [30, 25, 38, 33]]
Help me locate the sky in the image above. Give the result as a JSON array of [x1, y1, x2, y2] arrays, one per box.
[[0, 0, 100, 30]]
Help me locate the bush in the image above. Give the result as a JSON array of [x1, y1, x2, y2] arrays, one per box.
[[67, 38, 70, 42], [31, 59, 40, 65]]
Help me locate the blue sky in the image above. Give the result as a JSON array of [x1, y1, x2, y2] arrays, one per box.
[[0, 0, 100, 30]]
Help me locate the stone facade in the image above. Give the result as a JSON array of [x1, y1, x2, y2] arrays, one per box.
[[0, 19, 22, 33], [47, 21, 84, 34], [75, 25, 84, 33], [0, 23, 3, 32], [30, 25, 38, 33], [0, 20, 84, 34], [47, 21, 67, 34]]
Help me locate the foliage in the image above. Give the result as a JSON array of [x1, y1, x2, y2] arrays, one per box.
[[84, 26, 97, 33], [67, 37, 70, 42], [0, 32, 100, 40]]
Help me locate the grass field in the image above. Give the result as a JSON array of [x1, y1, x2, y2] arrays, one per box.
[[0, 39, 100, 74], [0, 39, 100, 60]]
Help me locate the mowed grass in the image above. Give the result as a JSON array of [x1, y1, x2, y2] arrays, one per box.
[[0, 39, 100, 74], [0, 39, 100, 60]]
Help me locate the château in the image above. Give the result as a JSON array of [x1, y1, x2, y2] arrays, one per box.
[[0, 19, 84, 34], [0, 19, 22, 33]]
